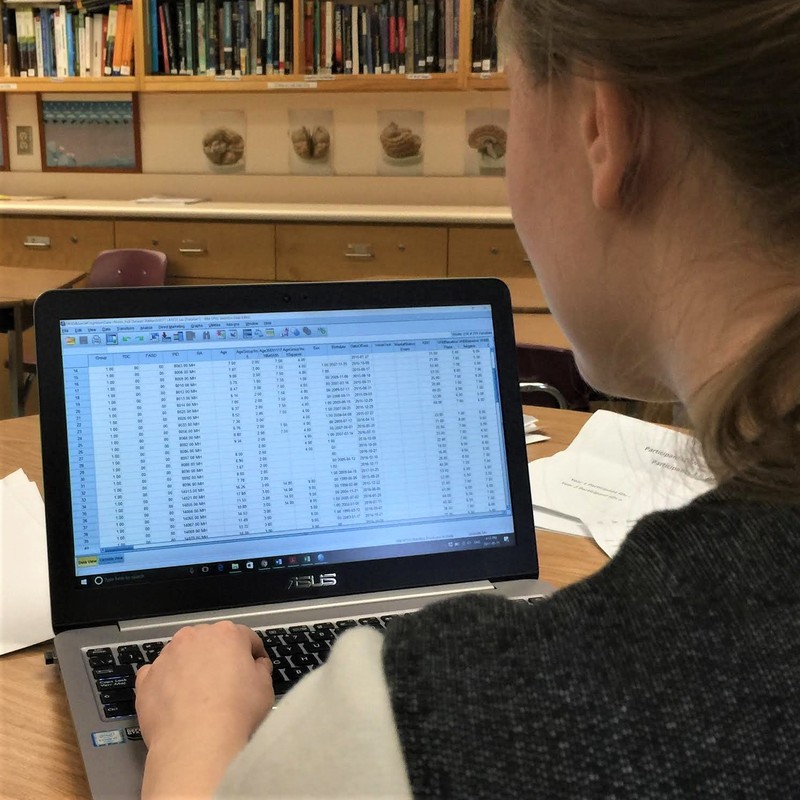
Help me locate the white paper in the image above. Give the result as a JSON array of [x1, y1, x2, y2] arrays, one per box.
[[529, 410, 714, 557], [533, 505, 591, 538], [0, 469, 54, 654]]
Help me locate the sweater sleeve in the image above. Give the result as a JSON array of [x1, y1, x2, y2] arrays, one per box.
[[215, 626, 412, 799]]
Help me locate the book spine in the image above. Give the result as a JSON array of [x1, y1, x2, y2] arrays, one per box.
[[185, 0, 195, 73], [444, 0, 451, 72], [265, 0, 273, 73], [65, 9, 76, 75], [397, 0, 405, 73], [40, 8, 52, 76], [332, 3, 341, 73], [414, 0, 424, 72], [324, 0, 332, 74], [388, 0, 396, 73], [377, 1, 387, 73], [312, 0, 319, 74], [248, 0, 256, 73], [1, 5, 13, 77], [236, 0, 250, 75], [285, 0, 292, 71], [452, 0, 457, 71], [359, 6, 369, 74], [222, 0, 232, 72], [23, 8, 34, 76], [480, 0, 489, 71], [174, 0, 186, 72], [149, 0, 159, 73], [34, 11, 43, 77], [436, 0, 444, 71], [196, 0, 206, 72], [277, 0, 284, 72], [111, 2, 125, 74], [104, 3, 116, 74], [206, 0, 217, 73], [303, 0, 314, 75], [341, 1, 350, 74], [77, 10, 87, 76], [349, 2, 358, 74], [254, 0, 263, 72], [370, 6, 380, 74]]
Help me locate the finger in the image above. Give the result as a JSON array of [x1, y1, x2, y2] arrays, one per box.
[[244, 627, 268, 660], [256, 656, 273, 675], [135, 663, 151, 687]]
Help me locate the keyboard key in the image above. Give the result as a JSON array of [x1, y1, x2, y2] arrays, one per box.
[[303, 641, 328, 654], [288, 625, 310, 633], [335, 619, 357, 630], [92, 664, 134, 680], [290, 654, 317, 668], [86, 647, 113, 658], [96, 675, 136, 691], [313, 622, 335, 630], [103, 701, 136, 719], [88, 654, 115, 668], [283, 633, 310, 645], [309, 630, 335, 642], [99, 688, 136, 704], [275, 643, 304, 657], [272, 680, 293, 696], [265, 627, 286, 635], [283, 666, 310, 682]]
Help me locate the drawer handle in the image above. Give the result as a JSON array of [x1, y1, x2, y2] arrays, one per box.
[[24, 236, 51, 249], [344, 243, 374, 260], [178, 246, 208, 255]]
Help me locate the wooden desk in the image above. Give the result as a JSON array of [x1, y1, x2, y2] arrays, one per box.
[[1, 266, 86, 418], [0, 407, 606, 799]]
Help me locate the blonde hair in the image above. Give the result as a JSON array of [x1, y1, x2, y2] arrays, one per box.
[[498, 0, 800, 500]]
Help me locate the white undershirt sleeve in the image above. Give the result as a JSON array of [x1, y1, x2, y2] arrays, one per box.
[[215, 626, 412, 799]]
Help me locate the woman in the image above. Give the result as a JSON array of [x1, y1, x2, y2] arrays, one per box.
[[135, 1, 800, 796]]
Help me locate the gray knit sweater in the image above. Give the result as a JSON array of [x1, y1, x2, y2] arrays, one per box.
[[383, 490, 800, 798]]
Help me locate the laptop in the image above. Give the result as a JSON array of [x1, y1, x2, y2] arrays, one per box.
[[34, 278, 552, 798]]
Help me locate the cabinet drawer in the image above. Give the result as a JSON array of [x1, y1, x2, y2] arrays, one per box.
[[276, 224, 447, 281], [115, 220, 275, 280], [0, 216, 114, 269], [448, 226, 532, 277]]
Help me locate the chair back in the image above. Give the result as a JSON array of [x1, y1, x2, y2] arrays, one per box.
[[516, 344, 593, 411], [86, 249, 168, 288]]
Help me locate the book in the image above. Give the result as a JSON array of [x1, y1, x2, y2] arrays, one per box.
[[349, 2, 357, 75], [206, 0, 218, 73], [221, 0, 232, 73], [196, 0, 206, 72], [103, 2, 116, 75], [277, 0, 285, 72], [111, 1, 126, 74]]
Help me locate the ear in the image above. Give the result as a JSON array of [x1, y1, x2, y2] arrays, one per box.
[[581, 80, 640, 211]]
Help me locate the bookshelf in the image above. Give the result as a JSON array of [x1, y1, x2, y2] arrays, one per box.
[[0, 0, 506, 92]]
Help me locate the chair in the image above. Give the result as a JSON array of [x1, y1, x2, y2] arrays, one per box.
[[516, 344, 594, 411], [16, 249, 168, 410]]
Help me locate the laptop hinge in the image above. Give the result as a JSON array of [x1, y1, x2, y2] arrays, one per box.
[[118, 580, 496, 634]]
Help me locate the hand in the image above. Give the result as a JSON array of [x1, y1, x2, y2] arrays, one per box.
[[135, 620, 274, 799]]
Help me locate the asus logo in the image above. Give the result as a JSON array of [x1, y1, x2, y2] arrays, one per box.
[[287, 573, 338, 590]]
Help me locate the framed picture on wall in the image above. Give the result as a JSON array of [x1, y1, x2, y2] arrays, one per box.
[[0, 94, 9, 171], [37, 93, 141, 172]]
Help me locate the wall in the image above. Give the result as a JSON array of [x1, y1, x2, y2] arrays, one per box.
[[1, 90, 512, 206]]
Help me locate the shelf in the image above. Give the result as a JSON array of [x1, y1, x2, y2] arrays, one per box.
[[0, 77, 139, 93], [140, 72, 462, 93], [466, 72, 507, 91]]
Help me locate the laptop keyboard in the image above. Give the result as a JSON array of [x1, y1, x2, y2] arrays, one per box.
[[85, 597, 546, 721]]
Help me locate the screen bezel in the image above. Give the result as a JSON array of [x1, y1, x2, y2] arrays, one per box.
[[35, 278, 537, 632]]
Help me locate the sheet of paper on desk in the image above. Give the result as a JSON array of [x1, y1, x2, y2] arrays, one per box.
[[0, 469, 54, 655], [529, 410, 715, 556], [523, 413, 550, 445]]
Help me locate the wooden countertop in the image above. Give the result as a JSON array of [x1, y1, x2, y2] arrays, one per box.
[[0, 199, 516, 225]]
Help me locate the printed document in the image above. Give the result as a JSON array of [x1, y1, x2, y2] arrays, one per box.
[[530, 410, 714, 555]]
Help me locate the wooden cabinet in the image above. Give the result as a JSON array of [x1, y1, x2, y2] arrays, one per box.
[[114, 219, 276, 282], [0, 216, 114, 270], [448, 226, 532, 277], [276, 223, 448, 281]]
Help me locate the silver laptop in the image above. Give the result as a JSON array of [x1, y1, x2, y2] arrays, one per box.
[[34, 278, 551, 798]]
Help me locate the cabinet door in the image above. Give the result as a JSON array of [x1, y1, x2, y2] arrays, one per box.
[[0, 216, 114, 269], [114, 220, 276, 282], [276, 224, 448, 281], [448, 226, 532, 277]]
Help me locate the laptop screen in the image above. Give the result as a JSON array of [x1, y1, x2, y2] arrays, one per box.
[[58, 303, 514, 590], [36, 279, 538, 629]]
